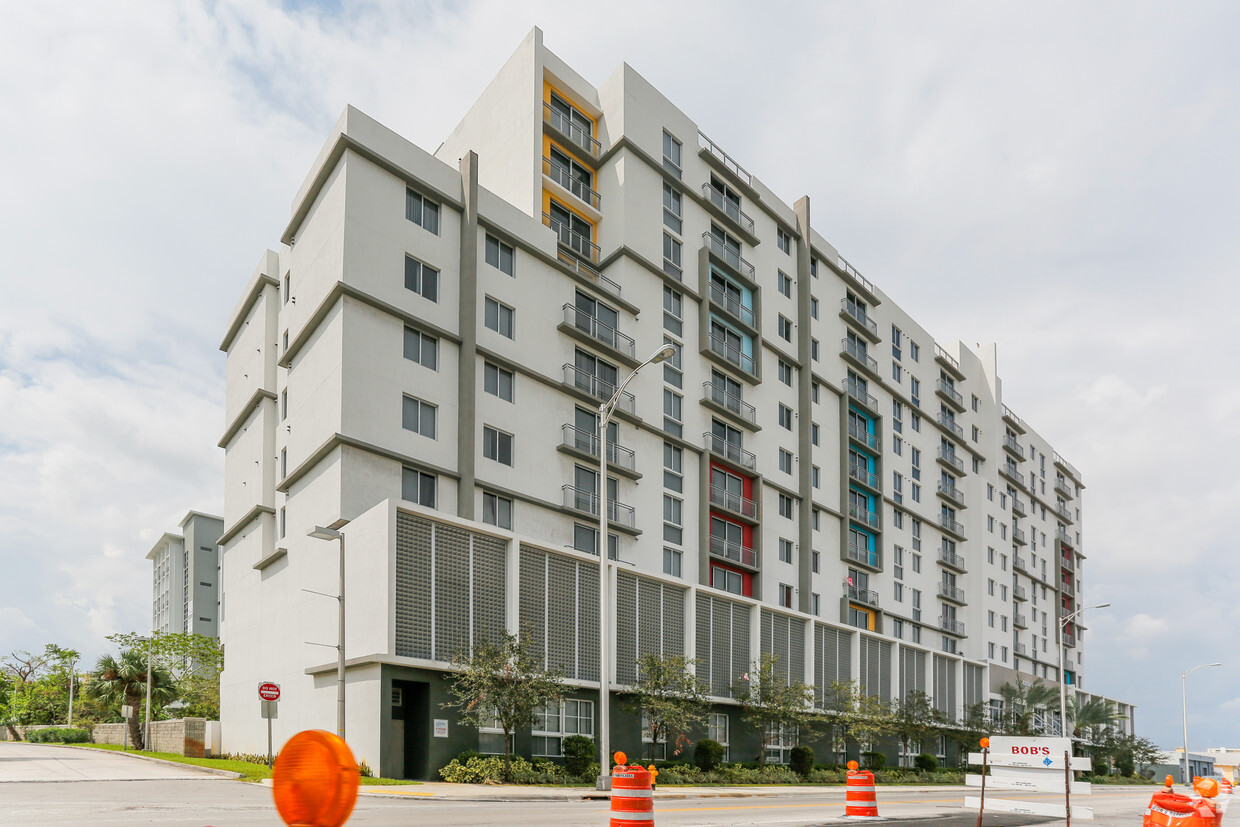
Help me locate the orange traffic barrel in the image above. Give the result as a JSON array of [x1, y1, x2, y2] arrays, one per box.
[[1220, 777, 1233, 795], [610, 763, 654, 825], [845, 761, 879, 818], [1142, 790, 1222, 827]]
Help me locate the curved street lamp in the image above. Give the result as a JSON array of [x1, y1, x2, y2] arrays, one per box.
[[596, 343, 677, 790], [1058, 602, 1108, 736], [1181, 662, 1221, 783]]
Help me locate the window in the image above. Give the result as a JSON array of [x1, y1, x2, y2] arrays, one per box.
[[909, 341, 920, 361], [911, 413, 921, 432], [575, 523, 618, 560], [712, 565, 743, 595], [779, 584, 794, 608], [811, 423, 820, 445], [912, 589, 921, 621], [662, 183, 682, 234], [778, 494, 794, 519], [482, 426, 513, 465], [663, 547, 682, 577], [778, 449, 793, 475], [777, 271, 792, 297], [892, 619, 903, 640], [972, 425, 980, 442], [812, 593, 821, 616], [484, 362, 514, 401], [778, 538, 794, 563], [893, 546, 904, 579], [662, 131, 682, 175], [279, 505, 285, 539], [894, 582, 904, 602], [282, 272, 290, 304], [891, 326, 903, 361], [910, 377, 920, 407], [778, 315, 792, 341], [663, 495, 683, 544], [812, 382, 820, 403], [280, 448, 287, 478], [892, 472, 903, 504], [404, 255, 439, 301], [811, 339, 819, 361], [406, 189, 440, 234], [482, 492, 512, 529], [892, 363, 902, 383], [778, 360, 793, 386], [402, 467, 436, 507], [533, 699, 594, 757], [403, 327, 438, 370], [911, 482, 920, 502], [812, 550, 820, 572], [663, 442, 683, 492], [707, 713, 730, 761], [484, 297, 514, 338], [777, 228, 792, 254], [663, 286, 683, 335], [972, 394, 981, 412], [812, 465, 820, 488], [485, 234, 514, 275], [402, 396, 437, 438], [779, 403, 794, 430], [663, 389, 683, 437], [663, 232, 682, 276], [280, 389, 288, 421], [810, 297, 819, 319]]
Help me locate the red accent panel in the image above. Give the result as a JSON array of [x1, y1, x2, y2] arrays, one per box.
[[710, 562, 754, 597]]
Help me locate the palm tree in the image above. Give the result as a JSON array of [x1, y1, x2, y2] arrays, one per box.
[[87, 650, 176, 750], [998, 679, 1060, 735]]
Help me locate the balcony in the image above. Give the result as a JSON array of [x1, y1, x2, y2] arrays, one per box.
[[1012, 526, 1027, 546], [939, 513, 966, 539], [936, 480, 965, 508], [561, 485, 635, 529], [709, 284, 757, 329], [1013, 554, 1029, 573], [936, 379, 965, 411], [836, 254, 877, 298], [709, 485, 758, 521], [709, 535, 757, 569], [939, 617, 966, 636], [560, 424, 636, 474], [1053, 451, 1080, 481], [561, 304, 635, 360], [1063, 631, 1076, 648], [845, 543, 882, 570], [543, 102, 601, 160], [1055, 477, 1075, 499], [938, 548, 967, 572], [1015, 643, 1029, 657], [848, 462, 880, 492], [701, 381, 758, 428], [1011, 496, 1027, 517], [1014, 613, 1028, 629], [707, 334, 757, 376], [938, 583, 967, 604], [1003, 433, 1026, 460], [848, 420, 881, 453], [703, 432, 756, 471], [848, 584, 879, 607], [841, 338, 879, 376], [936, 445, 964, 474], [840, 298, 880, 340], [1013, 584, 1028, 602], [1056, 503, 1074, 524], [561, 365, 635, 415], [1057, 526, 1074, 549], [848, 503, 881, 531], [936, 411, 964, 441], [556, 251, 621, 296], [844, 377, 878, 411], [1061, 550, 1076, 572], [701, 183, 755, 237], [999, 462, 1026, 490], [698, 131, 753, 186], [935, 343, 964, 379], [702, 232, 755, 281], [543, 157, 601, 210], [543, 212, 600, 263], [1002, 404, 1026, 434]]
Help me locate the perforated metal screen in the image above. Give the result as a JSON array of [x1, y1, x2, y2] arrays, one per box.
[[899, 646, 927, 699], [695, 593, 750, 698], [859, 636, 892, 701], [933, 654, 957, 718], [760, 609, 805, 685], [518, 544, 599, 682], [615, 571, 686, 685], [963, 662, 983, 710], [813, 624, 852, 708]]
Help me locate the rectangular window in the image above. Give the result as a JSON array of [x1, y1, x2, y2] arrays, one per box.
[[777, 271, 792, 297], [712, 565, 743, 595], [707, 713, 730, 761], [778, 360, 793, 386], [892, 363, 902, 383], [533, 699, 594, 758], [663, 547, 682, 578], [484, 362, 514, 401], [404, 255, 439, 301], [777, 228, 792, 254], [662, 183, 683, 234], [910, 342, 920, 361], [662, 130, 682, 176], [811, 339, 819, 361], [482, 426, 513, 466], [403, 327, 438, 370], [663, 495, 683, 544], [280, 389, 288, 421], [910, 377, 920, 407], [663, 389, 683, 437], [485, 234, 515, 275], [663, 442, 683, 492], [779, 583, 794, 608], [812, 465, 820, 488], [778, 449, 793, 475], [484, 297, 515, 338], [663, 232, 682, 277], [401, 467, 437, 507], [482, 492, 512, 529], [402, 396, 437, 438], [778, 538, 794, 564], [811, 423, 820, 445], [810, 297, 819, 319], [663, 286, 683, 335], [812, 550, 820, 572], [778, 494, 794, 519], [778, 404, 793, 430], [405, 189, 440, 234], [778, 315, 792, 342]]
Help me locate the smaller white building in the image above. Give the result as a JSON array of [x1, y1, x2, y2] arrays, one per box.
[[147, 511, 224, 637]]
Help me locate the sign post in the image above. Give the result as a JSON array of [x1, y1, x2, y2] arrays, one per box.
[[121, 705, 134, 751], [259, 683, 281, 768]]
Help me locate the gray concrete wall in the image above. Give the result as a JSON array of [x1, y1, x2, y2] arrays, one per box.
[[91, 718, 210, 757]]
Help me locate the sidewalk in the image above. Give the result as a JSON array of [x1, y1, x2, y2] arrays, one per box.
[[357, 780, 975, 802]]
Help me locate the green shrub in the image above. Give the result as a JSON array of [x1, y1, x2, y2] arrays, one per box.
[[914, 753, 938, 773], [438, 755, 569, 785], [357, 759, 374, 778], [861, 750, 886, 770], [808, 767, 846, 783], [26, 728, 91, 744], [694, 739, 726, 772], [453, 749, 482, 764], [789, 745, 814, 778], [562, 735, 594, 778]]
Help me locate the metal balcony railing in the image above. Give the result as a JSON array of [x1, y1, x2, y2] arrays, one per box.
[[562, 305, 635, 359], [708, 334, 757, 375], [837, 255, 876, 295], [1056, 503, 1073, 523], [543, 213, 600, 263], [1057, 526, 1074, 548], [936, 378, 964, 408], [698, 131, 752, 185], [935, 343, 960, 372], [840, 298, 878, 336], [701, 183, 754, 235], [936, 481, 964, 507], [701, 381, 757, 426], [702, 232, 755, 280], [938, 583, 967, 603], [709, 535, 757, 568], [939, 617, 965, 636], [709, 284, 757, 328], [848, 420, 881, 452], [842, 338, 878, 374], [848, 584, 879, 607], [560, 424, 636, 473], [556, 251, 621, 296], [1015, 613, 1028, 629], [709, 485, 757, 519], [1013, 584, 1027, 601], [703, 432, 756, 470], [844, 377, 878, 410], [938, 549, 967, 571], [939, 514, 965, 536], [561, 485, 635, 528], [1003, 404, 1025, 429], [543, 157, 601, 209], [936, 411, 964, 439], [561, 365, 635, 414], [846, 543, 881, 569], [1014, 554, 1028, 572], [1061, 550, 1075, 572], [1000, 462, 1024, 486], [1011, 496, 1027, 516], [1012, 526, 1027, 545], [1003, 433, 1025, 459], [937, 445, 964, 473], [543, 102, 601, 158], [1055, 478, 1075, 498], [848, 503, 880, 530], [1015, 643, 1029, 657], [848, 462, 880, 490]]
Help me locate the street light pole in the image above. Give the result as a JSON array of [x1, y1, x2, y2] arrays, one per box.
[[308, 525, 348, 741], [1181, 662, 1221, 784], [67, 657, 76, 728], [1057, 602, 1108, 737], [596, 343, 677, 791], [144, 634, 154, 750]]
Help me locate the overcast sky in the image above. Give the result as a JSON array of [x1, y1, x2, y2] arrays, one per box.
[[2, 0, 1238, 751]]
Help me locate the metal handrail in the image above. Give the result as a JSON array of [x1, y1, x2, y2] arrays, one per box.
[[935, 343, 960, 371], [561, 485, 634, 527], [848, 584, 879, 606], [709, 535, 756, 567], [709, 485, 757, 518], [708, 334, 756, 375], [1003, 433, 1025, 458], [1012, 526, 1027, 544], [837, 255, 875, 295], [697, 131, 752, 185], [703, 432, 756, 470], [844, 377, 877, 409], [938, 583, 966, 603], [543, 157, 601, 209], [1014, 554, 1028, 572], [847, 421, 881, 452], [561, 364, 635, 414], [939, 617, 966, 635], [709, 284, 757, 328], [1003, 404, 1024, 427], [702, 381, 757, 425], [702, 232, 755, 280], [840, 298, 878, 336], [543, 212, 600, 263], [701, 183, 754, 235], [936, 481, 964, 506], [846, 544, 881, 568], [560, 424, 635, 472], [938, 549, 967, 570], [936, 378, 964, 407], [1011, 496, 1027, 515], [939, 514, 965, 536], [848, 503, 880, 530], [937, 411, 964, 439], [556, 251, 621, 295], [937, 445, 964, 473], [848, 463, 879, 490], [543, 102, 601, 157], [562, 304, 635, 359], [842, 338, 878, 373]]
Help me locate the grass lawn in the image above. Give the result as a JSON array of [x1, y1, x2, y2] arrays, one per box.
[[71, 743, 419, 785]]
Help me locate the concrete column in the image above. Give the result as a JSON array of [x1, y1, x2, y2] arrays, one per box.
[[457, 152, 480, 520], [792, 197, 814, 615]]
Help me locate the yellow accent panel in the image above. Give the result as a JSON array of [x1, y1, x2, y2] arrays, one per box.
[[541, 189, 594, 230], [542, 81, 596, 131], [850, 605, 876, 631]]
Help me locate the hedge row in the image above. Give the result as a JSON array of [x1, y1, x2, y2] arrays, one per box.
[[25, 728, 92, 744]]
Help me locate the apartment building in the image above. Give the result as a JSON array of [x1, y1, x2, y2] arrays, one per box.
[[146, 511, 223, 637], [218, 28, 1119, 777]]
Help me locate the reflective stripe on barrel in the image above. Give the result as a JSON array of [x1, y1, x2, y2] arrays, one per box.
[[611, 765, 655, 827]]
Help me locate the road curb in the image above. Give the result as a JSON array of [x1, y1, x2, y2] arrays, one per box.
[[41, 743, 245, 779]]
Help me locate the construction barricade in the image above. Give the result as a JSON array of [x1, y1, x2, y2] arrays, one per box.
[[610, 759, 654, 826], [844, 760, 880, 818], [1142, 778, 1224, 827]]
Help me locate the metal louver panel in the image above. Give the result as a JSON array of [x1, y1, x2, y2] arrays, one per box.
[[433, 523, 472, 662], [859, 636, 892, 700], [813, 624, 852, 708], [518, 544, 599, 682], [695, 593, 749, 697], [395, 512, 432, 658], [933, 654, 957, 718], [760, 610, 805, 685], [615, 572, 688, 685], [472, 532, 507, 649], [963, 663, 984, 709], [899, 646, 927, 699], [615, 572, 638, 685]]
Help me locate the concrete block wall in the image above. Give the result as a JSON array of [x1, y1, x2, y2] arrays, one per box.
[[90, 718, 211, 757]]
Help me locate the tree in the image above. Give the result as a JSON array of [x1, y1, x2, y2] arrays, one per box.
[[997, 678, 1059, 735], [1104, 733, 1162, 777], [1, 650, 49, 734], [625, 653, 708, 762], [945, 702, 990, 766], [735, 653, 817, 766], [107, 633, 224, 720], [824, 680, 894, 761], [890, 691, 946, 766], [87, 649, 177, 750], [1068, 697, 1121, 746], [443, 631, 564, 781]]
